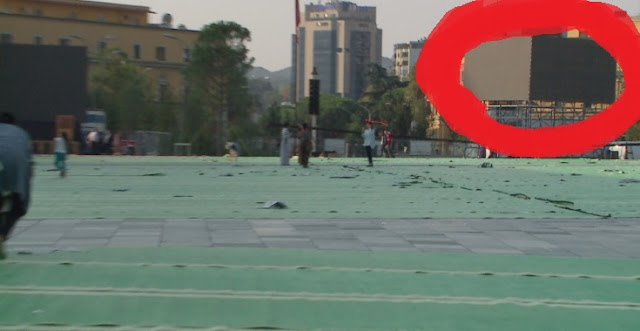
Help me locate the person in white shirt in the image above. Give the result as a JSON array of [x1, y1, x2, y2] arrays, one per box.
[[280, 122, 291, 166], [362, 121, 377, 167], [53, 132, 68, 178]]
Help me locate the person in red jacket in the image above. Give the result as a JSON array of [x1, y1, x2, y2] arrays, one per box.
[[384, 130, 394, 158]]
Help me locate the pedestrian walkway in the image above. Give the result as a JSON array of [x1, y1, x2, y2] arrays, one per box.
[[1, 244, 640, 330], [6, 218, 640, 258]]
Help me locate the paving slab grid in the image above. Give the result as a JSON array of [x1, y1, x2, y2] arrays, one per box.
[[1, 156, 640, 330]]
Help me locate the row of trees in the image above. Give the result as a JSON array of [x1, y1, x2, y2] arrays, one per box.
[[89, 21, 261, 155], [89, 21, 436, 156]]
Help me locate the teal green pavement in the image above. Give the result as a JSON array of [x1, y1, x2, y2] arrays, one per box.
[[25, 156, 640, 219], [1, 247, 640, 330], [2, 156, 639, 329]]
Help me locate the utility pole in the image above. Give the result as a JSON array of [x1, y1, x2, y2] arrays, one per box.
[[309, 67, 320, 153]]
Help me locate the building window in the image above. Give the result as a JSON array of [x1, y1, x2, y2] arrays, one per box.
[[2, 6, 10, 14], [1, 33, 12, 44], [34, 8, 42, 16], [33, 35, 42, 45], [183, 48, 191, 62], [59, 38, 71, 46], [98, 40, 107, 53], [133, 44, 141, 59], [156, 46, 166, 61], [69, 12, 77, 19]]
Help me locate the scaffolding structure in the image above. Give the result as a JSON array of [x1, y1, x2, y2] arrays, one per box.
[[487, 101, 607, 129]]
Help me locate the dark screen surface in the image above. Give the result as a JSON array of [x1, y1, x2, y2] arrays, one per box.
[[530, 34, 616, 104], [0, 44, 87, 140]]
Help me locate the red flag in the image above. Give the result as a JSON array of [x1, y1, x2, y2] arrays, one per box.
[[295, 0, 301, 43]]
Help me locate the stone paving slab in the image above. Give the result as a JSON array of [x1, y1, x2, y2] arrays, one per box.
[[5, 218, 640, 258]]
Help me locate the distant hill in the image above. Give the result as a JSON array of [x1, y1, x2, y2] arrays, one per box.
[[248, 59, 394, 89], [248, 66, 292, 89]]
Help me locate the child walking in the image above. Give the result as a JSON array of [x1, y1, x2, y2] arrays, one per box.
[[53, 132, 68, 178]]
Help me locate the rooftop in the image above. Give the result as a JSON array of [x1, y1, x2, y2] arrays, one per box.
[[28, 0, 150, 12]]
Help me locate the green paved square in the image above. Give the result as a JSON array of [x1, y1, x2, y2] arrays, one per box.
[[25, 156, 640, 219], [3, 156, 640, 329]]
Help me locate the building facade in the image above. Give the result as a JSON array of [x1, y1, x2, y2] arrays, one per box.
[[0, 0, 198, 105], [392, 39, 423, 81], [295, 0, 382, 102]]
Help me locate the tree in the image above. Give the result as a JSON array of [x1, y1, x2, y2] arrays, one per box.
[[379, 88, 413, 138], [404, 67, 431, 139], [185, 21, 254, 155], [90, 48, 176, 134], [360, 63, 404, 104]]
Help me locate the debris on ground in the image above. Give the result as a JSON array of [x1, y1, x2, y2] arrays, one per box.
[[262, 201, 288, 209], [142, 173, 166, 177]]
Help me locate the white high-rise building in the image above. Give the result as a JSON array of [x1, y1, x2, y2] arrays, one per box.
[[294, 0, 382, 101], [393, 39, 424, 81]]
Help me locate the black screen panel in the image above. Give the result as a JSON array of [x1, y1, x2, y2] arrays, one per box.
[[530, 35, 616, 104], [0, 44, 87, 140]]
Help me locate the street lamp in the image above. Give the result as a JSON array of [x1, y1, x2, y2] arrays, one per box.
[[356, 103, 372, 120], [163, 33, 189, 143]]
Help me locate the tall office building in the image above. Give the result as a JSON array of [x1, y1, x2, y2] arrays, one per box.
[[295, 0, 382, 102]]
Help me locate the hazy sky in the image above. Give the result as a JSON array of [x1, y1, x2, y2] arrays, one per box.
[[98, 0, 640, 71]]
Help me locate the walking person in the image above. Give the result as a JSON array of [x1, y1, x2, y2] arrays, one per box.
[[53, 132, 68, 178], [299, 123, 312, 168], [280, 122, 291, 166], [362, 121, 376, 167], [0, 113, 34, 259], [385, 130, 394, 158], [381, 130, 392, 158]]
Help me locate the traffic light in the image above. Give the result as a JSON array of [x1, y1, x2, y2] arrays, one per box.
[[309, 79, 320, 115]]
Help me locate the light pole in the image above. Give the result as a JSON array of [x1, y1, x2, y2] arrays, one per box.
[[163, 33, 190, 143], [356, 103, 372, 121], [309, 67, 320, 153]]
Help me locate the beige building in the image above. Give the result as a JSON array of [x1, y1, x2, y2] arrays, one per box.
[[0, 0, 199, 102], [295, 0, 382, 101], [393, 39, 423, 81]]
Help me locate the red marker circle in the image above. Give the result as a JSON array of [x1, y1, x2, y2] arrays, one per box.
[[415, 0, 640, 157]]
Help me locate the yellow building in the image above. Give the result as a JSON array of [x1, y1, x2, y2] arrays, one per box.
[[0, 0, 199, 102]]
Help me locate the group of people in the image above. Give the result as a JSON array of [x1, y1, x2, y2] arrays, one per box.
[[279, 121, 392, 168], [280, 123, 312, 168], [85, 129, 113, 155]]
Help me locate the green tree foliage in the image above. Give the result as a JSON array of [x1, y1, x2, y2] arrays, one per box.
[[185, 21, 254, 155], [404, 67, 431, 139], [360, 63, 403, 105], [378, 88, 413, 138], [89, 49, 178, 137]]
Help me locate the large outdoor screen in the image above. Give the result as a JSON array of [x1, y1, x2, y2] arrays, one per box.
[[530, 34, 617, 104], [0, 44, 87, 140]]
